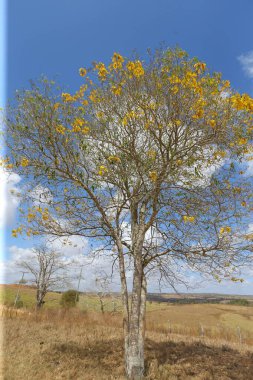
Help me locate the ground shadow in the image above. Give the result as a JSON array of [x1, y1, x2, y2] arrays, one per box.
[[44, 338, 253, 379]]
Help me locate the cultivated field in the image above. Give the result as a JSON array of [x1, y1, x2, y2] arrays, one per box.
[[1, 285, 253, 379]]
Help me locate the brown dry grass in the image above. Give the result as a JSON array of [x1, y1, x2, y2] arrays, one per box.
[[1, 307, 253, 380]]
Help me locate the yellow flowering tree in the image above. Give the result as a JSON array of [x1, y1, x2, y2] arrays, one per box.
[[5, 48, 253, 379]]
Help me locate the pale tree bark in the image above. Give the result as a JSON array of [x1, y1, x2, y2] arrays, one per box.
[[36, 286, 47, 309], [125, 268, 147, 379]]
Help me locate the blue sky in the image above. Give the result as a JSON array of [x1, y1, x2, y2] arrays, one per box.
[[2, 0, 253, 293]]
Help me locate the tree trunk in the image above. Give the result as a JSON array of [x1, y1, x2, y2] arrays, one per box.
[[36, 288, 45, 309], [125, 271, 147, 380]]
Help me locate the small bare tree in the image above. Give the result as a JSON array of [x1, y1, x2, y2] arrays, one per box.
[[17, 245, 70, 309], [95, 270, 117, 313]]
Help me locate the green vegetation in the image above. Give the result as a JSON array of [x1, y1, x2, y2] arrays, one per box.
[[60, 289, 79, 308], [228, 299, 250, 306]]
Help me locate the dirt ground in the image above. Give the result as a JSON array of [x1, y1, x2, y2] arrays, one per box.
[[1, 309, 253, 380]]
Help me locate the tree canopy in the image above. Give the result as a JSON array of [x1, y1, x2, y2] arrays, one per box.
[[4, 47, 253, 281]]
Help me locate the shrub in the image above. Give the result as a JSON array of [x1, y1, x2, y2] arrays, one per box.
[[228, 299, 249, 306], [60, 289, 79, 308], [14, 300, 24, 308]]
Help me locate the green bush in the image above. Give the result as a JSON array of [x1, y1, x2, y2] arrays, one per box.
[[14, 299, 24, 308], [228, 299, 249, 306], [60, 289, 79, 308]]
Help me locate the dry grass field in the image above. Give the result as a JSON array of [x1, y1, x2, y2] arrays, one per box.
[[1, 285, 253, 379]]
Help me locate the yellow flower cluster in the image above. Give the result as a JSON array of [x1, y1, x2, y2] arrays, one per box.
[[75, 84, 88, 99], [207, 119, 216, 128], [220, 226, 231, 234], [169, 75, 181, 85], [122, 110, 139, 126], [27, 212, 36, 222], [98, 165, 108, 176], [95, 62, 108, 80], [183, 215, 195, 223], [111, 85, 122, 96], [237, 137, 248, 145], [20, 157, 29, 167], [71, 118, 85, 132], [127, 60, 145, 78], [89, 90, 100, 103], [12, 226, 22, 238], [81, 126, 90, 134], [108, 155, 121, 163], [233, 187, 241, 194], [79, 68, 87, 77], [62, 93, 75, 103], [42, 208, 49, 221], [56, 125, 66, 134], [221, 80, 230, 90], [111, 53, 124, 70], [82, 99, 89, 106], [192, 109, 204, 119], [214, 150, 226, 158], [147, 150, 156, 160], [149, 171, 158, 182], [53, 103, 60, 110], [190, 98, 207, 119], [230, 93, 253, 112], [193, 62, 206, 74]]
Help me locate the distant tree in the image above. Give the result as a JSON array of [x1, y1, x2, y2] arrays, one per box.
[[60, 289, 79, 308], [5, 47, 253, 378], [95, 271, 118, 313], [17, 245, 70, 309], [229, 299, 250, 306]]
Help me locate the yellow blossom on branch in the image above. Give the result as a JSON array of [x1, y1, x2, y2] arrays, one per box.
[[81, 127, 90, 134], [127, 60, 145, 78], [20, 157, 29, 167], [149, 171, 158, 182], [230, 93, 253, 112], [71, 118, 86, 132], [82, 99, 89, 106], [42, 209, 49, 221], [220, 226, 231, 234], [95, 62, 108, 80], [27, 212, 36, 222], [194, 62, 206, 74], [89, 90, 100, 103], [111, 53, 124, 70], [62, 93, 75, 103], [111, 85, 122, 96], [98, 165, 108, 176], [207, 119, 216, 128], [108, 155, 121, 163], [53, 103, 60, 110], [12, 226, 22, 238], [192, 109, 204, 119], [56, 125, 66, 134], [79, 68, 87, 77], [183, 215, 195, 223], [237, 137, 248, 145], [147, 150, 156, 160]]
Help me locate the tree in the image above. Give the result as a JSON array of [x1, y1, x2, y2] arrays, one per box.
[[5, 47, 253, 378], [17, 245, 70, 309], [95, 270, 118, 313]]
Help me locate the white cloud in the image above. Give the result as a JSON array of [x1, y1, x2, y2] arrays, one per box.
[[29, 184, 53, 206], [244, 158, 253, 176], [0, 168, 21, 228], [238, 50, 253, 78]]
